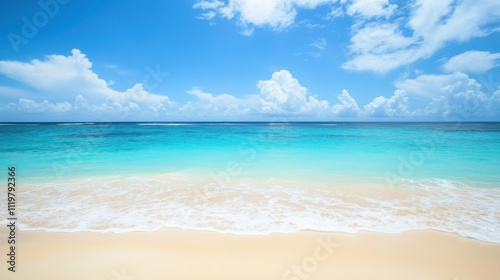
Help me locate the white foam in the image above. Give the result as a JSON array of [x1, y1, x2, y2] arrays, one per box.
[[5, 175, 500, 243]]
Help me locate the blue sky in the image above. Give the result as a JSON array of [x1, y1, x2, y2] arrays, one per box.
[[0, 0, 499, 121]]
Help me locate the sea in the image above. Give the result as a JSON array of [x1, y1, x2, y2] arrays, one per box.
[[1, 122, 499, 243]]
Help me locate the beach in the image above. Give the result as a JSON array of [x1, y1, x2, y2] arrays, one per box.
[[1, 122, 500, 279], [2, 0, 500, 277], [1, 229, 499, 280]]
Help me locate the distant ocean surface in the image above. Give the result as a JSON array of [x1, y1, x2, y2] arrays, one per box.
[[1, 122, 499, 243]]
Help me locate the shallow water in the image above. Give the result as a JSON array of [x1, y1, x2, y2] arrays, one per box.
[[1, 122, 499, 242]]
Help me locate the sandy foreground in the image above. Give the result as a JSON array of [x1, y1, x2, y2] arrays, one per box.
[[1, 229, 499, 280]]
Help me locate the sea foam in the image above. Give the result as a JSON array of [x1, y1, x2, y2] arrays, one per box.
[[2, 174, 499, 243]]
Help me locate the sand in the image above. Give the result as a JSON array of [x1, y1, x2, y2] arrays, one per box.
[[1, 229, 499, 280]]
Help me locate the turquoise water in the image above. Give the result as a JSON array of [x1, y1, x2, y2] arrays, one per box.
[[1, 122, 499, 183], [1, 122, 500, 242]]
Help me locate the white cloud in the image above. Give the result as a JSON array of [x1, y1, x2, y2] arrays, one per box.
[[422, 88, 491, 119], [407, 0, 455, 39], [258, 70, 330, 115], [443, 51, 500, 73], [193, 0, 337, 31], [490, 88, 500, 114], [194, 0, 500, 73], [343, 0, 500, 72], [192, 0, 500, 75], [342, 22, 418, 72], [179, 88, 259, 117], [124, 84, 170, 106], [1, 49, 499, 120], [342, 50, 419, 73], [395, 72, 482, 98], [241, 27, 254, 36], [357, 71, 500, 119], [346, 0, 397, 18], [348, 23, 414, 55], [0, 49, 173, 117], [332, 89, 360, 116], [193, 0, 225, 10], [309, 38, 327, 57], [363, 90, 412, 117], [8, 99, 73, 113], [421, 0, 500, 47], [395, 72, 499, 118], [194, 1, 223, 20], [198, 11, 218, 20], [325, 6, 344, 19], [0, 49, 109, 101]]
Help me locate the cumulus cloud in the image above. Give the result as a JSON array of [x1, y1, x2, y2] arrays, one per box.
[[395, 72, 499, 118], [0, 49, 109, 101], [0, 49, 173, 117], [1, 49, 499, 120], [352, 71, 500, 119], [395, 72, 482, 98], [363, 90, 411, 117], [332, 89, 360, 117], [258, 70, 330, 115], [443, 51, 500, 73]]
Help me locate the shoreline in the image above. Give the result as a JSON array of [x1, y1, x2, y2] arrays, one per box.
[[7, 226, 500, 245], [7, 174, 500, 244], [1, 229, 499, 280]]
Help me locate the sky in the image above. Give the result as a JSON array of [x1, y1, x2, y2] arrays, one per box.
[[0, 0, 499, 121]]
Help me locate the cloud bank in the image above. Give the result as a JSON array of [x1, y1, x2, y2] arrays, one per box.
[[0, 49, 173, 119], [0, 50, 499, 121]]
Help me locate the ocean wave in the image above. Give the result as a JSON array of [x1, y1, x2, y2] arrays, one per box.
[[2, 175, 499, 243]]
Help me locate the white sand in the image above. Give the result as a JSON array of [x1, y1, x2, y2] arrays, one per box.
[[1, 229, 499, 280]]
